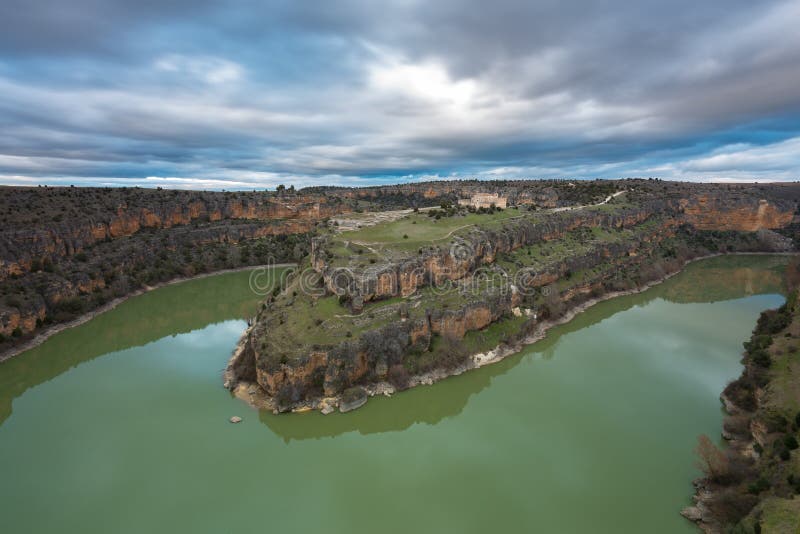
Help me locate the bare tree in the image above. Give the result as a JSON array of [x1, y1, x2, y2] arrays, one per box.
[[695, 434, 729, 481]]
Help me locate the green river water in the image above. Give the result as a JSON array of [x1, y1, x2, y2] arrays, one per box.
[[0, 255, 790, 533]]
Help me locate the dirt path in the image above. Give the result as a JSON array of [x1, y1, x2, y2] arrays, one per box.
[[349, 189, 628, 248]]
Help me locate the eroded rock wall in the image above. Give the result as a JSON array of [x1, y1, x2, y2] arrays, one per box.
[[312, 202, 668, 305], [0, 192, 346, 280], [235, 188, 799, 408], [682, 195, 794, 231]]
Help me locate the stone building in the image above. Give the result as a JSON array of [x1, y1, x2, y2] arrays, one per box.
[[457, 193, 508, 209]]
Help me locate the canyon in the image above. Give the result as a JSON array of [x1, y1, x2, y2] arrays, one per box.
[[0, 180, 590, 351], [223, 180, 800, 413]]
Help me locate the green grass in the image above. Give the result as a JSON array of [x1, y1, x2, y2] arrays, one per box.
[[265, 201, 652, 362], [338, 208, 524, 247], [263, 276, 417, 359], [764, 312, 800, 419], [758, 496, 800, 533], [459, 314, 529, 353]]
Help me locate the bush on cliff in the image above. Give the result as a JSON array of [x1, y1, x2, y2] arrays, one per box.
[[756, 306, 791, 336], [387, 364, 410, 390], [723, 380, 758, 412], [436, 336, 471, 370], [695, 434, 754, 486], [707, 488, 759, 527]]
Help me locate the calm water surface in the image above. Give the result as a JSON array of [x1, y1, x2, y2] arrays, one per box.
[[0, 256, 789, 533]]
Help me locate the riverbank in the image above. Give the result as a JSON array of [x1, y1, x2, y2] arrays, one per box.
[[229, 252, 797, 415], [0, 263, 296, 363], [682, 258, 800, 533]]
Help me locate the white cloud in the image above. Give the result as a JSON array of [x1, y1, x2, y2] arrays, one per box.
[[154, 54, 244, 84], [682, 137, 800, 173]]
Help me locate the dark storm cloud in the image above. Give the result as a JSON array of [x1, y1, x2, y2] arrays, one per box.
[[0, 0, 799, 187], [0, 0, 218, 55]]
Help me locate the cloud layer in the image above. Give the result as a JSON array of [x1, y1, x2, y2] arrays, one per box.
[[1, 0, 799, 188]]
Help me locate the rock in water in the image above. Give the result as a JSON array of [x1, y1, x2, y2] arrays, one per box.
[[319, 397, 336, 415], [339, 386, 368, 413], [229, 416, 242, 423]]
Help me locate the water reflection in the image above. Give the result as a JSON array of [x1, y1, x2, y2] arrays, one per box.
[[0, 269, 276, 424], [259, 255, 789, 441], [0, 257, 788, 435]]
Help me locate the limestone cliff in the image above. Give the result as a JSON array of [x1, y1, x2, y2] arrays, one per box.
[[0, 190, 347, 281], [229, 183, 799, 412], [682, 195, 794, 231]]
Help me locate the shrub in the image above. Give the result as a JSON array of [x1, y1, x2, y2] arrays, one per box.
[[387, 364, 410, 390], [54, 297, 84, 315], [723, 380, 757, 412], [747, 477, 770, 494], [11, 327, 22, 337], [765, 413, 788, 433], [784, 434, 799, 450], [436, 336, 471, 370], [751, 349, 771, 368], [707, 488, 758, 527], [723, 415, 752, 438], [755, 307, 791, 335], [695, 435, 729, 482]]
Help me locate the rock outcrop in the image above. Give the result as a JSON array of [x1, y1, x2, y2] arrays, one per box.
[[312, 202, 670, 307], [0, 189, 348, 281], [229, 182, 800, 412], [682, 194, 794, 232]]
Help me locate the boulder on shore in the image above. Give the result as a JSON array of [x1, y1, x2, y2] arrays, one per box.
[[339, 386, 368, 413]]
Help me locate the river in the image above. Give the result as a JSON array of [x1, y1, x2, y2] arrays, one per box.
[[0, 255, 789, 533]]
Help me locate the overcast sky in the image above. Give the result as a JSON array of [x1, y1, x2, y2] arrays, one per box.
[[1, 0, 799, 189]]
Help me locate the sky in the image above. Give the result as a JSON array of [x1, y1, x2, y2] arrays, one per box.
[[0, 0, 799, 190]]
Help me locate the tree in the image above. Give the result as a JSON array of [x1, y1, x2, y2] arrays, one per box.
[[543, 283, 564, 317], [695, 434, 729, 481]]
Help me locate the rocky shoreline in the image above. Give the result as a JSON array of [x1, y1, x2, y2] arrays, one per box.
[[680, 262, 800, 533], [0, 263, 296, 363], [227, 252, 793, 415], [680, 389, 757, 533]]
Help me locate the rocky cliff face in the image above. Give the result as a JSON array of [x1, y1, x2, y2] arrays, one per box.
[[238, 288, 524, 402], [682, 195, 794, 231], [0, 186, 358, 344], [0, 190, 347, 280], [230, 184, 799, 412], [311, 201, 670, 308]]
